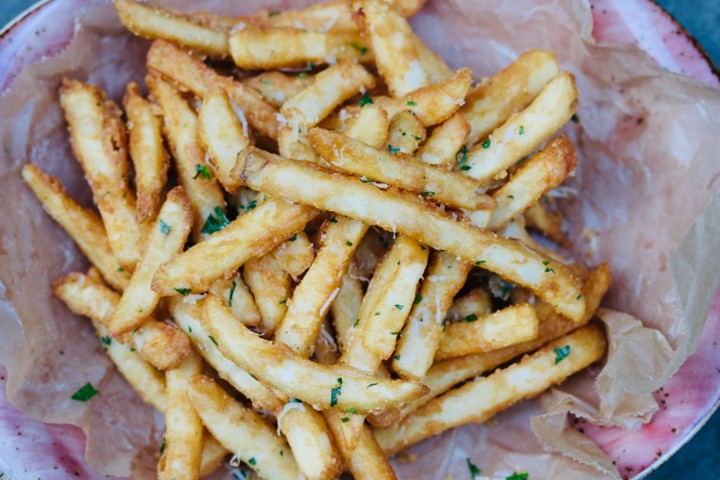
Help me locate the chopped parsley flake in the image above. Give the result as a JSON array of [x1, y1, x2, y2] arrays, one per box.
[[160, 437, 166, 455], [208, 335, 219, 346], [71, 382, 99, 402], [248, 457, 256, 466], [289, 234, 298, 242], [174, 288, 192, 296], [117, 267, 124, 272], [414, 294, 423, 305], [188, 326, 192, 333], [299, 72, 307, 79], [193, 164, 212, 180], [328, 216, 338, 223], [341, 417, 350, 423], [519, 125, 525, 135], [475, 260, 486, 265], [571, 114, 579, 123], [467, 458, 481, 478], [359, 91, 373, 107], [576, 294, 583, 300], [464, 314, 478, 322], [457, 145, 468, 165], [330, 378, 343, 407], [347, 407, 358, 414], [353, 318, 360, 328], [387, 145, 400, 154], [406, 100, 417, 106], [420, 191, 435, 196], [245, 200, 258, 211], [460, 165, 471, 171], [482, 139, 492, 149], [554, 345, 571, 364], [279, 299, 287, 305], [375, 311, 381, 316], [507, 195, 515, 199], [201, 206, 230, 235], [393, 354, 401, 360], [348, 42, 368, 55], [101, 335, 112, 346], [261, 78, 272, 84], [159, 219, 171, 235], [229, 281, 237, 306], [394, 304, 404, 311], [506, 473, 529, 480], [367, 383, 378, 388], [346, 241, 353, 246]]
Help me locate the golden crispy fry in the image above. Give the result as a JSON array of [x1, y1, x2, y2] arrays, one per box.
[[59, 79, 142, 270], [446, 287, 492, 322], [332, 272, 365, 352], [244, 254, 292, 334], [324, 411, 398, 480], [236, 147, 585, 322], [355, 0, 428, 97], [229, 25, 368, 70], [197, 90, 249, 194], [275, 216, 368, 357], [271, 231, 316, 277], [435, 304, 539, 360], [170, 299, 283, 411], [255, 1, 356, 33], [21, 165, 130, 291], [115, 0, 229, 58], [53, 272, 190, 371], [198, 432, 229, 478], [110, 188, 193, 336], [343, 104, 389, 149], [147, 76, 225, 240], [188, 375, 301, 480], [201, 295, 427, 413], [158, 349, 203, 480], [373, 67, 472, 127], [488, 136, 577, 230], [524, 200, 569, 247], [499, 216, 567, 263], [152, 198, 318, 295], [245, 71, 315, 108], [147, 40, 280, 139], [386, 110, 425, 154], [417, 112, 470, 168], [463, 72, 578, 184], [124, 82, 169, 222], [462, 49, 560, 145], [310, 128, 493, 211], [276, 402, 343, 480], [392, 252, 471, 380], [413, 34, 453, 84], [208, 273, 262, 327], [374, 324, 607, 454]]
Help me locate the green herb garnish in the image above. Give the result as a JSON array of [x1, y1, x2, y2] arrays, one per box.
[[193, 164, 212, 180], [359, 91, 373, 107], [201, 206, 230, 235], [330, 378, 343, 407], [174, 288, 191, 296], [554, 345, 570, 364], [71, 382, 99, 402]]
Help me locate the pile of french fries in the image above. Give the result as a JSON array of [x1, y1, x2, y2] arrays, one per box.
[[21, 0, 613, 478]]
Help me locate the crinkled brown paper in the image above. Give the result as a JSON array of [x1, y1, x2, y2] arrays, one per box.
[[1, 0, 719, 478]]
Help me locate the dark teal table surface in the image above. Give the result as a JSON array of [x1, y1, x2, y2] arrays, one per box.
[[1, 1, 718, 479]]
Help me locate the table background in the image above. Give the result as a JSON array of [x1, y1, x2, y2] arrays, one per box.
[[1, 0, 718, 478]]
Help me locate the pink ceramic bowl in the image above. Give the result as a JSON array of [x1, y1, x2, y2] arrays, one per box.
[[1, 1, 718, 479]]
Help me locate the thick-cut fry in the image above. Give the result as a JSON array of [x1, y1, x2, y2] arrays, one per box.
[[413, 34, 453, 84], [152, 198, 318, 295], [275, 216, 368, 357], [147, 76, 226, 240], [392, 252, 472, 380], [147, 40, 280, 139], [170, 300, 283, 411], [386, 110, 425, 154], [332, 272, 365, 352], [110, 188, 192, 336], [21, 165, 130, 291], [462, 49, 560, 145], [236, 147, 586, 322], [229, 26, 368, 70], [446, 287, 493, 322], [343, 104, 389, 148], [310, 128, 493, 211], [244, 254, 292, 334], [463, 72, 578, 184], [374, 324, 607, 454], [115, 0, 229, 58], [373, 67, 472, 127], [435, 304, 539, 360], [124, 82, 169, 222], [200, 295, 427, 412], [209, 273, 262, 327], [245, 71, 315, 108], [524, 200, 569, 247], [417, 112, 470, 168], [355, 0, 428, 97], [271, 231, 316, 277], [255, 1, 356, 32], [198, 91, 249, 194], [188, 375, 300, 480], [59, 79, 142, 270], [53, 272, 190, 371], [488, 136, 577, 230], [158, 349, 203, 480]]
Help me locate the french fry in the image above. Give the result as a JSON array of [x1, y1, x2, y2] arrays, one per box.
[[417, 112, 470, 168], [446, 287, 493, 322], [391, 252, 472, 380], [244, 254, 292, 334], [524, 200, 569, 247], [53, 272, 190, 371], [386, 110, 425, 154], [462, 49, 560, 145], [115, 0, 229, 59], [488, 136, 577, 230], [343, 104, 389, 149], [236, 147, 586, 322], [124, 82, 169, 222], [499, 216, 567, 263], [152, 197, 318, 296], [271, 231, 316, 277], [158, 349, 203, 480], [254, 1, 356, 33], [146, 40, 280, 139], [331, 272, 365, 352], [413, 34, 453, 84], [109, 188, 193, 336], [170, 299, 283, 411], [21, 165, 130, 291], [275, 216, 368, 357], [208, 274, 263, 326], [147, 76, 226, 240], [188, 375, 301, 480], [435, 304, 539, 360], [197, 90, 249, 194], [229, 25, 368, 70], [372, 67, 472, 127], [462, 72, 578, 184], [245, 71, 315, 108], [310, 128, 493, 211], [59, 79, 142, 270], [354, 0, 428, 97], [198, 432, 229, 478], [374, 324, 607, 455], [200, 295, 427, 413]]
